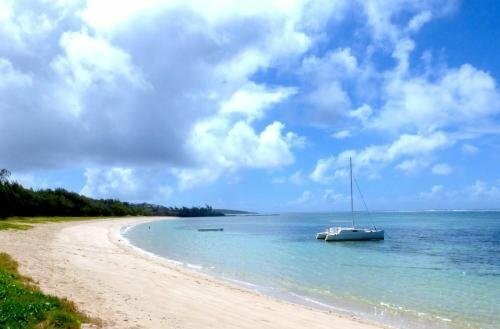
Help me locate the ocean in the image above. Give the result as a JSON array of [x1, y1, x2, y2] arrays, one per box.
[[122, 211, 500, 329]]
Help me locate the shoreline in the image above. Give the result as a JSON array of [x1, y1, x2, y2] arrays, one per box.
[[119, 218, 455, 329], [119, 220, 363, 317], [0, 217, 386, 329]]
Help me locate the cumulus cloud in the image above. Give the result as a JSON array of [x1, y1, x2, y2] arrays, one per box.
[[175, 121, 303, 189], [304, 0, 499, 183], [311, 131, 451, 183], [359, 0, 456, 43], [419, 181, 500, 208], [299, 48, 359, 126], [0, 58, 32, 88], [0, 0, 319, 187], [395, 158, 430, 174], [323, 189, 344, 202], [271, 170, 305, 185], [220, 82, 296, 122], [432, 163, 453, 175], [419, 184, 444, 198], [349, 104, 373, 124], [407, 10, 432, 32], [9, 172, 52, 190], [81, 167, 172, 202], [292, 190, 312, 204], [2, 0, 499, 203], [371, 64, 500, 133]]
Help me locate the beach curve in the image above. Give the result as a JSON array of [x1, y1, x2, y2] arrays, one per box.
[[0, 217, 387, 329]]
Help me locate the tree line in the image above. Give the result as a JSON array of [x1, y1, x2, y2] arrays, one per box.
[[0, 169, 224, 218]]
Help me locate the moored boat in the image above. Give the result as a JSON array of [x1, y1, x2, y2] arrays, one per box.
[[316, 231, 328, 239], [316, 228, 336, 239], [316, 157, 384, 242], [324, 227, 383, 241]]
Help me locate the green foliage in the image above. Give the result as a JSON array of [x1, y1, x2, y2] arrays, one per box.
[[0, 168, 224, 219], [139, 203, 225, 217], [0, 169, 10, 184], [0, 253, 89, 328], [0, 176, 149, 218]]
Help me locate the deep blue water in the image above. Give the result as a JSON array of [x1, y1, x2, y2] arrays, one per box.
[[123, 212, 500, 329]]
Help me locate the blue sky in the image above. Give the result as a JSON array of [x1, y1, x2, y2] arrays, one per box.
[[1, 0, 500, 211]]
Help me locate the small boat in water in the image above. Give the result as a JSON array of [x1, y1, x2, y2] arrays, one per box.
[[324, 227, 383, 241], [316, 157, 384, 241], [316, 228, 335, 239], [198, 228, 224, 232]]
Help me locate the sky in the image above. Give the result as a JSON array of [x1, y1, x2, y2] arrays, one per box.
[[1, 0, 500, 212]]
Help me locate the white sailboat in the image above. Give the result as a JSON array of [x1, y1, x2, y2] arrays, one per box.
[[316, 157, 384, 241]]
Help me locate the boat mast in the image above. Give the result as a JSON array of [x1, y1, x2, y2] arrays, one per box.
[[350, 157, 354, 228]]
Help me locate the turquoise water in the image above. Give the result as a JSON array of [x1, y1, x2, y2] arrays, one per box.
[[123, 212, 500, 329]]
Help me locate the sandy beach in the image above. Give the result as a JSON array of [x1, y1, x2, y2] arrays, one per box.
[[0, 217, 386, 329]]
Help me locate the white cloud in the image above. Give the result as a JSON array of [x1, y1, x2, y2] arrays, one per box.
[[0, 0, 315, 176], [407, 10, 432, 32], [323, 189, 344, 202], [306, 5, 499, 181], [271, 170, 306, 186], [300, 48, 360, 125], [301, 48, 359, 80], [310, 156, 345, 184], [53, 31, 147, 90], [9, 172, 52, 190], [332, 129, 351, 139], [432, 163, 453, 175], [419, 181, 500, 208], [462, 143, 479, 155], [466, 180, 500, 200], [305, 82, 351, 125], [0, 57, 32, 88], [2, 0, 498, 206], [81, 167, 138, 199], [311, 131, 450, 183], [372, 64, 500, 133], [175, 121, 302, 189], [0, 1, 58, 53], [81, 167, 172, 202], [358, 0, 456, 43], [395, 158, 430, 173], [294, 190, 312, 204], [220, 82, 296, 122], [419, 184, 444, 198], [349, 104, 373, 124]]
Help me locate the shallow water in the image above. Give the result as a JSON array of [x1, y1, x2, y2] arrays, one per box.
[[124, 211, 500, 329]]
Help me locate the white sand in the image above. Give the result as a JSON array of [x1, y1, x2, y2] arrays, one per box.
[[0, 217, 387, 329]]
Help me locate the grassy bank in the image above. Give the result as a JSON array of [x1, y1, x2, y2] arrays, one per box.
[[0, 216, 108, 231], [0, 252, 92, 328]]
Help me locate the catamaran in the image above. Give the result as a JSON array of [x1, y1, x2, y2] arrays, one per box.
[[316, 157, 384, 241]]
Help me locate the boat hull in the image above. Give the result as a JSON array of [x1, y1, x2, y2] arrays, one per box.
[[316, 232, 327, 239], [325, 230, 384, 241]]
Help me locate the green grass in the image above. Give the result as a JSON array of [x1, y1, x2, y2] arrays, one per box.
[[4, 216, 106, 224], [0, 216, 113, 231], [0, 253, 92, 328], [0, 222, 33, 231]]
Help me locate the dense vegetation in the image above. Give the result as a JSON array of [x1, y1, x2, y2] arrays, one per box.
[[0, 169, 224, 218], [0, 252, 91, 328], [214, 209, 256, 215]]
